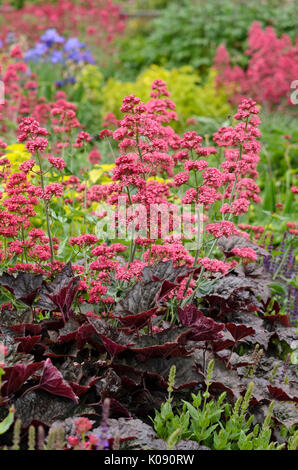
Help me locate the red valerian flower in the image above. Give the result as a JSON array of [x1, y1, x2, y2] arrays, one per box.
[[48, 155, 66, 171], [232, 247, 257, 262]]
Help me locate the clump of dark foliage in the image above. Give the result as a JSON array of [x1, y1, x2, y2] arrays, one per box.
[[0, 256, 297, 449]]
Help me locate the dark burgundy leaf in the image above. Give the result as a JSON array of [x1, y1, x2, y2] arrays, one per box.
[[30, 358, 79, 402], [59, 358, 83, 384], [76, 323, 97, 349], [94, 369, 122, 399], [209, 381, 235, 398], [133, 343, 181, 362], [128, 327, 191, 361], [43, 340, 78, 358], [107, 398, 130, 417], [213, 339, 235, 352], [2, 362, 44, 396], [46, 277, 79, 322], [68, 381, 90, 397], [156, 279, 177, 301], [177, 304, 203, 327], [99, 335, 128, 358], [41, 318, 65, 331], [178, 304, 224, 341], [234, 263, 273, 304], [9, 323, 42, 336], [142, 260, 191, 284], [265, 325, 297, 347], [57, 318, 81, 343], [15, 335, 42, 353], [117, 307, 158, 330], [0, 272, 43, 306], [225, 323, 255, 342], [35, 262, 78, 317], [264, 315, 290, 327], [0, 307, 32, 326], [206, 275, 263, 314], [268, 385, 298, 403], [87, 316, 135, 348], [190, 316, 224, 342], [228, 312, 273, 350]]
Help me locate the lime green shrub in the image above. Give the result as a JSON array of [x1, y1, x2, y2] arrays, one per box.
[[100, 65, 231, 129], [74, 65, 104, 104]]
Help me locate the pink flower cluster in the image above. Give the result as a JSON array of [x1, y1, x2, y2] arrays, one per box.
[[17, 117, 49, 154], [214, 22, 298, 108], [232, 247, 257, 262]]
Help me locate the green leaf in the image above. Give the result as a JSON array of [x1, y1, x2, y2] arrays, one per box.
[[183, 401, 200, 421], [0, 408, 15, 435], [262, 174, 276, 212], [269, 282, 287, 295]]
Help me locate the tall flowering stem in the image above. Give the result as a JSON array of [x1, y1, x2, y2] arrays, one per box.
[[36, 152, 55, 264], [182, 100, 260, 302]]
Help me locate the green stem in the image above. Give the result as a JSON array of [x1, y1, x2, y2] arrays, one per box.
[[21, 224, 28, 263], [36, 152, 54, 263], [183, 204, 203, 296], [272, 240, 292, 281], [126, 187, 136, 267], [135, 123, 144, 164]]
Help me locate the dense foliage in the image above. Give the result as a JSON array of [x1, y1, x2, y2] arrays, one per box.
[[112, 0, 298, 80], [100, 66, 231, 130]]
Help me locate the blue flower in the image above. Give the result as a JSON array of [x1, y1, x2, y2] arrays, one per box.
[[64, 37, 85, 52], [50, 50, 64, 64], [0, 39, 2, 49], [24, 43, 48, 62], [81, 51, 95, 65], [67, 49, 95, 64], [40, 28, 64, 47], [67, 49, 83, 63]]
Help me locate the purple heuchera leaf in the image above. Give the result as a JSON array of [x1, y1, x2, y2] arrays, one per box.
[[117, 308, 158, 330], [9, 323, 42, 336], [268, 385, 298, 403], [225, 323, 255, 343], [190, 318, 225, 342], [178, 304, 224, 341], [264, 315, 290, 327], [177, 304, 202, 327], [26, 358, 79, 402], [76, 323, 97, 349], [35, 263, 78, 319], [68, 381, 90, 397], [2, 362, 44, 396], [15, 335, 42, 353], [0, 272, 43, 306], [46, 277, 80, 322], [99, 335, 128, 359], [156, 280, 177, 302]]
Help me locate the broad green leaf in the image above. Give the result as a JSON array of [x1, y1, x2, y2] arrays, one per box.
[[0, 408, 15, 435]]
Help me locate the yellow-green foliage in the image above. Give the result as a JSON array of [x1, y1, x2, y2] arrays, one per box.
[[100, 65, 231, 128], [75, 65, 103, 103], [4, 144, 32, 172]]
